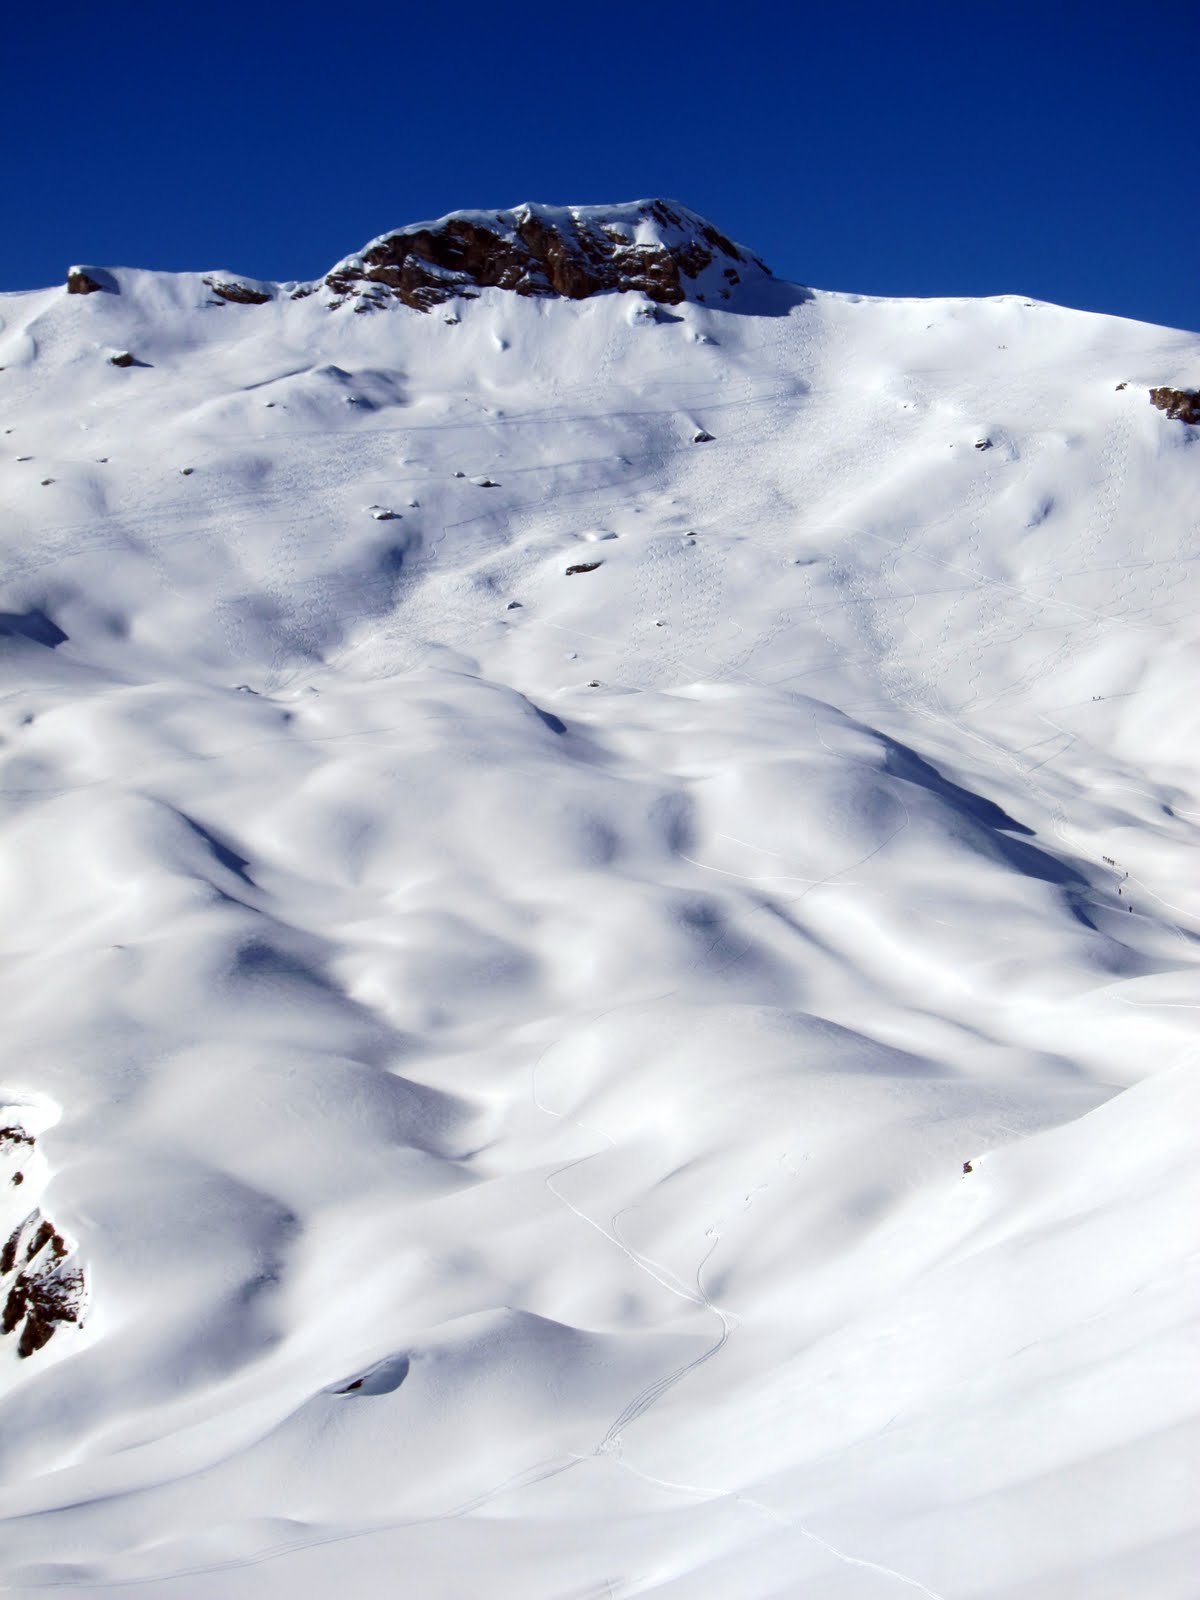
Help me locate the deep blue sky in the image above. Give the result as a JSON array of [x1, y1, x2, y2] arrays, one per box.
[[4, 1, 1196, 330]]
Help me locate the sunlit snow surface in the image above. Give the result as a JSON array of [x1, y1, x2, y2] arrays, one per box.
[[0, 259, 1198, 1599]]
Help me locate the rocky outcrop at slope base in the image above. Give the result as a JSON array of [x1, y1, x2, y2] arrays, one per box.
[[1149, 387, 1200, 424], [322, 200, 771, 312]]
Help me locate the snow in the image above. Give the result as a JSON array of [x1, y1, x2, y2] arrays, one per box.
[[0, 210, 1198, 1598]]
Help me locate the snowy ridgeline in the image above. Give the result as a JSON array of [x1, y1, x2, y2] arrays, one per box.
[[0, 206, 1198, 1598]]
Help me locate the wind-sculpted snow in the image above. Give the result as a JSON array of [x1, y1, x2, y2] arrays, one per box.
[[0, 220, 1198, 1597]]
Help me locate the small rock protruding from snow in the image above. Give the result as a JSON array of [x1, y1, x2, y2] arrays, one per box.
[[692, 429, 715, 444], [109, 351, 136, 369], [67, 266, 112, 295], [202, 277, 273, 306]]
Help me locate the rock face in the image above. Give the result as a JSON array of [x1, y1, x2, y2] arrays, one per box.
[[1149, 386, 1200, 424], [322, 200, 771, 312], [1, 1122, 85, 1360], [1, 1212, 84, 1358]]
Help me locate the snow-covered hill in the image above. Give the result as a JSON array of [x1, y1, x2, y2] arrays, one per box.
[[1, 201, 1197, 1599]]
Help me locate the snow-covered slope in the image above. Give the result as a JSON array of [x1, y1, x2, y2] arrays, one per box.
[[1, 203, 1197, 1599]]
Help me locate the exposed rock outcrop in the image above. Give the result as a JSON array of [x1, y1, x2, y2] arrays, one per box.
[[323, 200, 771, 313], [1, 1212, 84, 1357], [203, 277, 273, 306], [1149, 386, 1200, 424], [1, 1118, 86, 1359], [66, 266, 120, 296], [66, 267, 109, 295]]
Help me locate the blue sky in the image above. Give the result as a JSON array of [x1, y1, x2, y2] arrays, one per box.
[[4, 1, 1196, 330]]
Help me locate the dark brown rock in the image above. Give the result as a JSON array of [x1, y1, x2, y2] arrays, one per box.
[[67, 268, 105, 295], [202, 277, 273, 306], [7, 1259, 84, 1357], [566, 561, 602, 575], [324, 201, 770, 314], [2, 1122, 87, 1358], [1149, 386, 1200, 424], [0, 1223, 25, 1276], [109, 351, 136, 369], [1, 1206, 84, 1358]]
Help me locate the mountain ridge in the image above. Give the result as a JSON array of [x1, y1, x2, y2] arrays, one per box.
[[61, 198, 774, 314]]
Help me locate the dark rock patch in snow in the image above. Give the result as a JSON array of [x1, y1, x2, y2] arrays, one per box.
[[66, 266, 117, 295], [1149, 387, 1200, 424], [1, 1119, 85, 1360], [203, 277, 273, 306], [340, 1353, 410, 1396], [323, 200, 772, 313], [1, 1214, 84, 1358]]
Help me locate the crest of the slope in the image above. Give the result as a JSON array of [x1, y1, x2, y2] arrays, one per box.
[[320, 198, 773, 312]]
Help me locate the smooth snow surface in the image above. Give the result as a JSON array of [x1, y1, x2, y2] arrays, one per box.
[[0, 233, 1198, 1599]]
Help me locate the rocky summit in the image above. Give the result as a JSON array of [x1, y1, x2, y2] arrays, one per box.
[[321, 199, 771, 311]]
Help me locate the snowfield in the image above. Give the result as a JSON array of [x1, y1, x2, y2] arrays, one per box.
[[0, 205, 1197, 1598]]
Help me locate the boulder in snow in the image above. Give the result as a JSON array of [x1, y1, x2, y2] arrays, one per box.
[[1149, 386, 1200, 424]]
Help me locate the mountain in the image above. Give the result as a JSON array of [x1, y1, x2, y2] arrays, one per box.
[[1, 202, 1198, 1600]]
